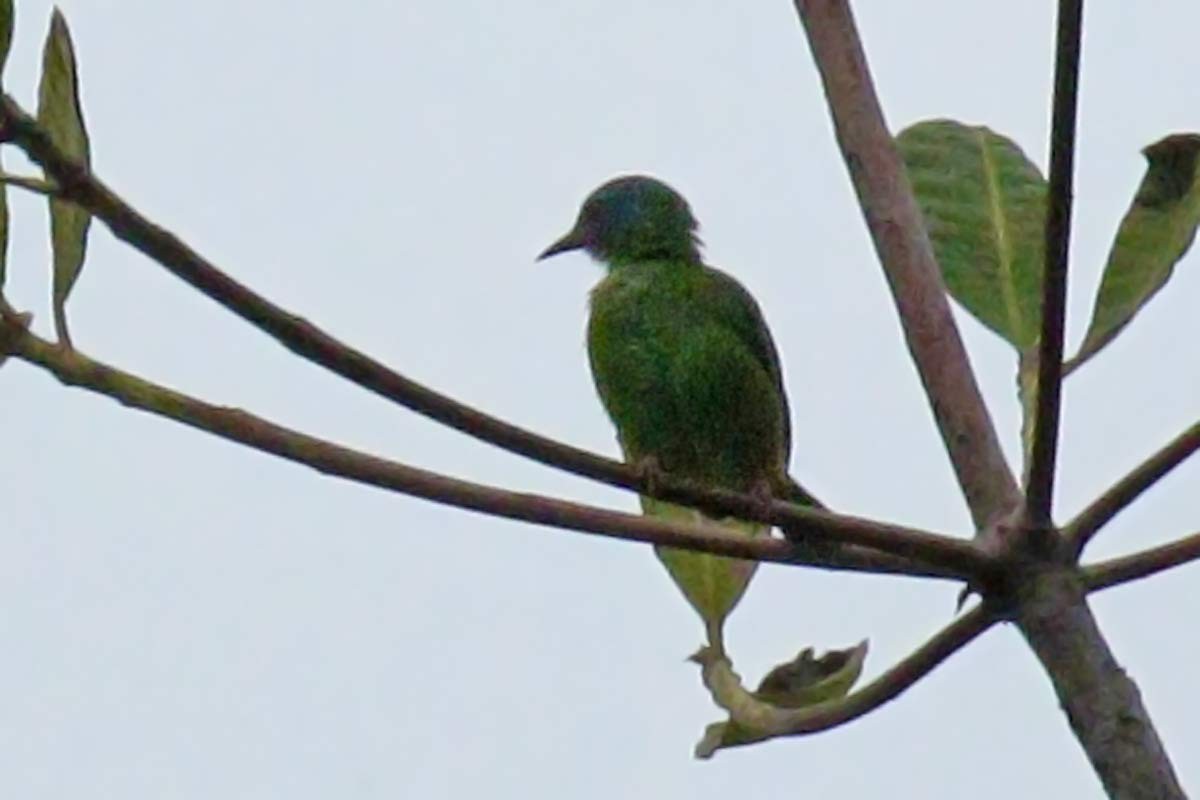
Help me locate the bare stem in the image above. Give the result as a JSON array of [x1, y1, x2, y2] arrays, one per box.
[[1084, 531, 1200, 592], [0, 100, 634, 489], [1015, 566, 1184, 799], [793, 0, 1020, 532], [1025, 0, 1084, 527], [0, 172, 57, 196], [1065, 420, 1200, 557], [0, 312, 989, 579]]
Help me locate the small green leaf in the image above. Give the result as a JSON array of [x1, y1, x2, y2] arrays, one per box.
[[897, 119, 1048, 350], [0, 0, 14, 292], [37, 8, 92, 346], [643, 497, 762, 646], [1068, 133, 1200, 372]]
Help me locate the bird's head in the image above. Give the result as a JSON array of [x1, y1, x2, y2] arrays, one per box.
[[538, 175, 702, 267]]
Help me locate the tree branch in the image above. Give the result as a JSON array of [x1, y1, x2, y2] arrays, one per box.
[[1025, 0, 1084, 528], [1065, 420, 1200, 557], [1016, 566, 1185, 799], [0, 309, 989, 580], [1084, 531, 1200, 592], [0, 94, 1005, 579], [792, 0, 1020, 533], [695, 605, 994, 753], [0, 98, 643, 492]]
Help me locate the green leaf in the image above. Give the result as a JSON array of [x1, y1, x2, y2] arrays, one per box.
[[642, 497, 762, 646], [753, 640, 868, 708], [0, 0, 14, 292], [1068, 133, 1200, 372], [37, 8, 92, 346], [897, 119, 1047, 350]]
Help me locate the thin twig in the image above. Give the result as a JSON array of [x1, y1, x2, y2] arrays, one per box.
[[0, 172, 58, 196], [0, 93, 865, 548], [1024, 0, 1084, 527], [0, 94, 1002, 578], [1065, 420, 1200, 557], [1016, 564, 1184, 797], [697, 604, 995, 751], [1, 314, 990, 579], [1084, 531, 1200, 592], [0, 100, 635, 489], [793, 0, 1020, 533]]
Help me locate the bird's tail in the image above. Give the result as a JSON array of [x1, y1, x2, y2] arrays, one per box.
[[776, 475, 838, 553], [780, 475, 824, 511]]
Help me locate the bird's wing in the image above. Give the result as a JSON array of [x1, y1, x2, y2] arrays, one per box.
[[700, 266, 793, 458]]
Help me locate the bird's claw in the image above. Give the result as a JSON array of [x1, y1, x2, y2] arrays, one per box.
[[636, 455, 665, 497], [750, 479, 776, 524]]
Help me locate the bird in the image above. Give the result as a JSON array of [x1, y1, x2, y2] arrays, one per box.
[[539, 174, 820, 646]]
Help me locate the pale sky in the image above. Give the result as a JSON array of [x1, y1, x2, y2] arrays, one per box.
[[2, 1, 1198, 797]]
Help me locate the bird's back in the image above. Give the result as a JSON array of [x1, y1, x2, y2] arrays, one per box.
[[587, 260, 790, 491]]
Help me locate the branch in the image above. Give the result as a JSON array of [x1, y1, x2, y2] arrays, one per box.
[[1084, 531, 1200, 592], [0, 98, 645, 493], [1016, 566, 1185, 799], [0, 310, 987, 580], [1065, 420, 1200, 557], [1025, 0, 1084, 528], [793, 0, 1020, 532], [0, 94, 1001, 580], [0, 94, 941, 564], [695, 605, 994, 753]]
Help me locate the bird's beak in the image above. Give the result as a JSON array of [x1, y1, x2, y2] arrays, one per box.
[[537, 227, 585, 260]]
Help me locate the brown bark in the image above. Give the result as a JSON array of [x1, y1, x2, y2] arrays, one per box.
[[794, 0, 1021, 532], [1016, 567, 1185, 799]]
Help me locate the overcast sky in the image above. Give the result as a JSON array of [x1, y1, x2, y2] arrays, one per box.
[[2, 1, 1198, 797]]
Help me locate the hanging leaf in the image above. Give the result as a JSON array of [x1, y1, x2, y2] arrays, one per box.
[[643, 496, 764, 650], [37, 8, 92, 347], [0, 0, 14, 292], [1067, 133, 1200, 372], [897, 119, 1047, 351]]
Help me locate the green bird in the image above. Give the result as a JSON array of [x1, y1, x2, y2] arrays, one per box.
[[540, 175, 819, 645]]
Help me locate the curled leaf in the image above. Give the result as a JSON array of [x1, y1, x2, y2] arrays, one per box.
[[897, 119, 1047, 351], [692, 640, 869, 758], [754, 641, 867, 708], [1068, 133, 1200, 371], [37, 8, 92, 346]]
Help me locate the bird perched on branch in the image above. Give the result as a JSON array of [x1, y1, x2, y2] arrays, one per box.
[[539, 175, 820, 645]]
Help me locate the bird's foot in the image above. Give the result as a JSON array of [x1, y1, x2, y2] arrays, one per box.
[[766, 478, 840, 556], [750, 478, 776, 524], [635, 455, 665, 498]]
